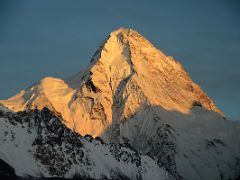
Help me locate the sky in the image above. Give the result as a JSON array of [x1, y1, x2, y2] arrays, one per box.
[[0, 0, 239, 120]]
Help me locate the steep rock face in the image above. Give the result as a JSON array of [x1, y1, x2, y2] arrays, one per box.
[[1, 28, 239, 179]]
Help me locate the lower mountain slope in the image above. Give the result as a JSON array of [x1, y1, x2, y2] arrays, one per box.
[[120, 103, 240, 180], [0, 106, 168, 180]]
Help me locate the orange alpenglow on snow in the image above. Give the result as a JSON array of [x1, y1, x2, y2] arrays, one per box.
[[0, 28, 223, 138], [1, 28, 239, 180]]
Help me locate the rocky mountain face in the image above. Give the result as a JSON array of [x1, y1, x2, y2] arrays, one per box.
[[0, 28, 240, 180], [0, 105, 168, 179]]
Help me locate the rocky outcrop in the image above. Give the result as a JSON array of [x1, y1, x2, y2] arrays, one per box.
[[0, 107, 168, 179]]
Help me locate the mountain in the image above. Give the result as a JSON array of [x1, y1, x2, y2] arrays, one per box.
[[0, 105, 168, 179], [1, 28, 240, 179]]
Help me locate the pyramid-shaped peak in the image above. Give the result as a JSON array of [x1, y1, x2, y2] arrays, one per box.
[[87, 28, 223, 117], [109, 27, 140, 37], [110, 27, 131, 34], [108, 27, 153, 45], [90, 27, 163, 64]]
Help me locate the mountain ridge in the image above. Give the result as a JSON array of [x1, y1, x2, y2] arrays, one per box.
[[0, 106, 169, 179], [0, 28, 239, 180], [0, 28, 223, 134]]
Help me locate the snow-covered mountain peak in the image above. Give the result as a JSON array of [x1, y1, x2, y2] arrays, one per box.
[[87, 28, 222, 116], [0, 28, 223, 138], [0, 28, 239, 180], [91, 27, 164, 65]]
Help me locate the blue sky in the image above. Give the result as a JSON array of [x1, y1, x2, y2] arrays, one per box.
[[0, 0, 239, 120]]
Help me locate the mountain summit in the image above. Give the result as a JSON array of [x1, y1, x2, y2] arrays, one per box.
[[0, 28, 222, 135], [0, 28, 239, 180]]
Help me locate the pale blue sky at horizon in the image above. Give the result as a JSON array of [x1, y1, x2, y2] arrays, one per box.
[[0, 0, 239, 120]]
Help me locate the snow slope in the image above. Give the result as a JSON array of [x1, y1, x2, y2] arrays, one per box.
[[0, 107, 168, 179], [0, 28, 239, 179]]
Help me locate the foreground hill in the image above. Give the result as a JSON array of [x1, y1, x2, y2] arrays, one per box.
[[0, 105, 168, 179]]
